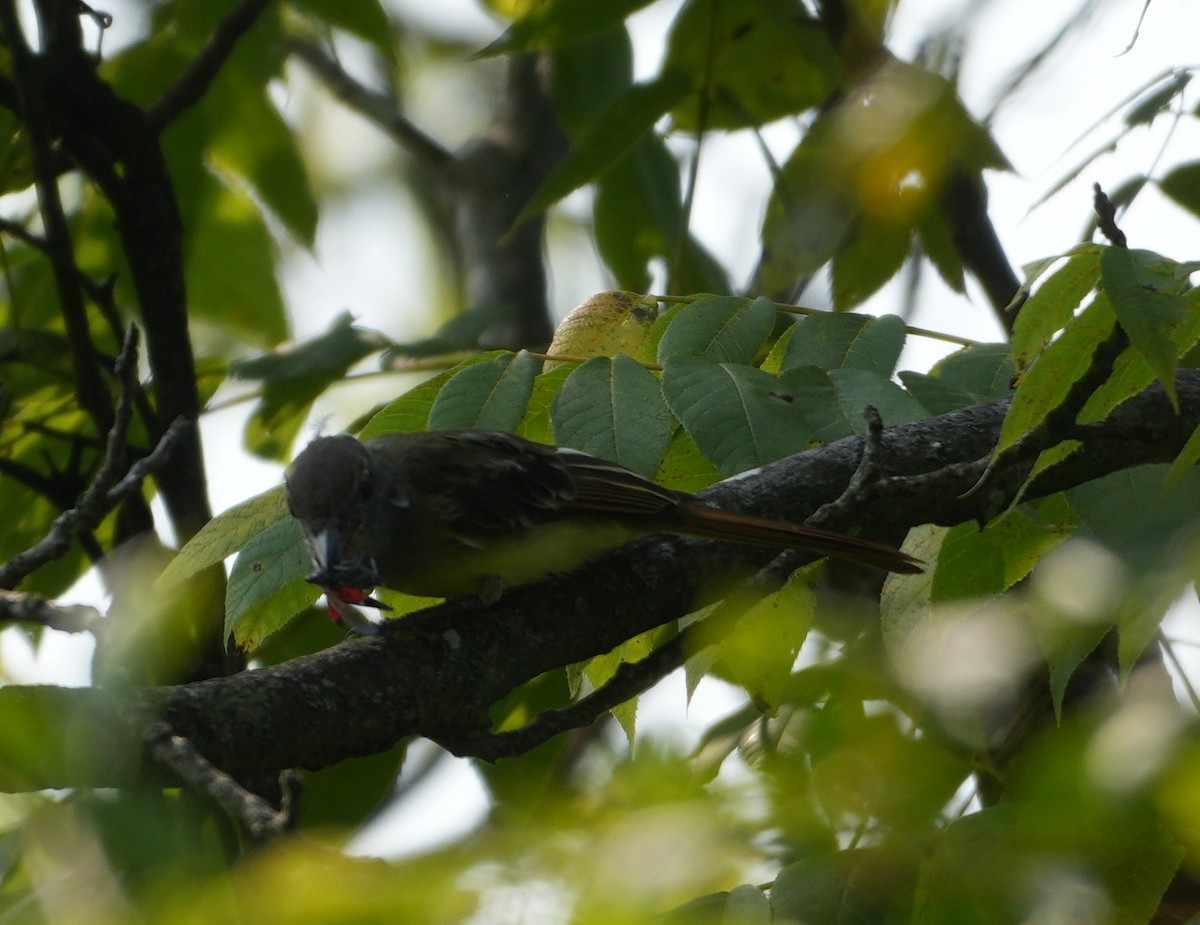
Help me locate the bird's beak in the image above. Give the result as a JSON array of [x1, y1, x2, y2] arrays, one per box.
[[303, 528, 383, 591]]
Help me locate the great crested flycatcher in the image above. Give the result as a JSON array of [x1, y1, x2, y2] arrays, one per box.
[[285, 430, 920, 630]]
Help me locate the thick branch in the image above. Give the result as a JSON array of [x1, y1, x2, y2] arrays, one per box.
[[0, 3, 112, 433], [3, 374, 1200, 790]]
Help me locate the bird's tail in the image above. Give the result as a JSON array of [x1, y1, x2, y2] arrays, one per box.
[[671, 504, 923, 574]]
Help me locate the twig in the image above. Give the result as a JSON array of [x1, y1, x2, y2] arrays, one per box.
[[0, 590, 102, 634], [141, 719, 296, 842], [462, 630, 691, 761], [147, 0, 275, 131], [0, 330, 190, 589], [286, 36, 453, 173], [811, 406, 886, 525], [1093, 182, 1128, 248]]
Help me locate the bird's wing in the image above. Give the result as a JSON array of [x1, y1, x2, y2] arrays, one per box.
[[384, 430, 680, 538]]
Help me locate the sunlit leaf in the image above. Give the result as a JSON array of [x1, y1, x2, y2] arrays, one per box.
[[547, 290, 661, 367], [158, 487, 289, 590]]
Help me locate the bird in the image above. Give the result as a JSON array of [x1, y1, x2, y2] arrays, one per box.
[[285, 430, 921, 632]]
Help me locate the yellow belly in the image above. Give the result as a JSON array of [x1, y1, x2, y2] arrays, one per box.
[[387, 518, 640, 600]]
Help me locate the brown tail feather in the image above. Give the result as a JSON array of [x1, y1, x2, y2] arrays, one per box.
[[670, 503, 923, 574]]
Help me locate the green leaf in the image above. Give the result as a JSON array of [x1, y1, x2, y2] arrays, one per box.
[[664, 0, 842, 131], [1080, 288, 1200, 424], [781, 312, 907, 375], [514, 70, 691, 227], [657, 295, 776, 365], [233, 313, 388, 382], [1125, 71, 1191, 126], [594, 138, 682, 291], [995, 296, 1116, 457], [759, 138, 856, 295], [185, 175, 288, 347], [916, 208, 965, 293], [713, 571, 815, 710], [898, 371, 981, 415], [385, 302, 514, 359], [1159, 159, 1200, 220], [1011, 248, 1102, 372], [913, 807, 1023, 923], [932, 343, 1016, 399], [828, 367, 929, 428], [208, 87, 319, 247], [551, 355, 673, 478], [359, 362, 483, 439], [655, 427, 724, 494], [158, 487, 290, 590], [672, 235, 733, 295], [550, 27, 634, 139], [299, 743, 409, 834], [233, 313, 391, 459], [477, 0, 657, 56], [226, 517, 314, 647], [428, 350, 540, 431], [1066, 466, 1200, 678], [1166, 422, 1200, 487], [583, 625, 674, 742], [786, 366, 926, 443], [760, 61, 1006, 298], [1069, 464, 1200, 567], [1100, 246, 1188, 407], [662, 356, 811, 475], [772, 848, 916, 925], [831, 213, 913, 309], [520, 364, 576, 444], [932, 499, 1076, 604]]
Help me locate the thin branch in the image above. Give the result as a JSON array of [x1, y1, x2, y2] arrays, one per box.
[[286, 36, 453, 173], [0, 590, 102, 634], [147, 0, 276, 131], [463, 631, 691, 761], [140, 719, 296, 843]]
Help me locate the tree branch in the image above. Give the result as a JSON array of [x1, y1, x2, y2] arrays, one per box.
[[148, 0, 276, 131], [139, 718, 297, 842], [4, 374, 1200, 790], [0, 1, 112, 434], [285, 36, 453, 173], [0, 590, 101, 633]]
